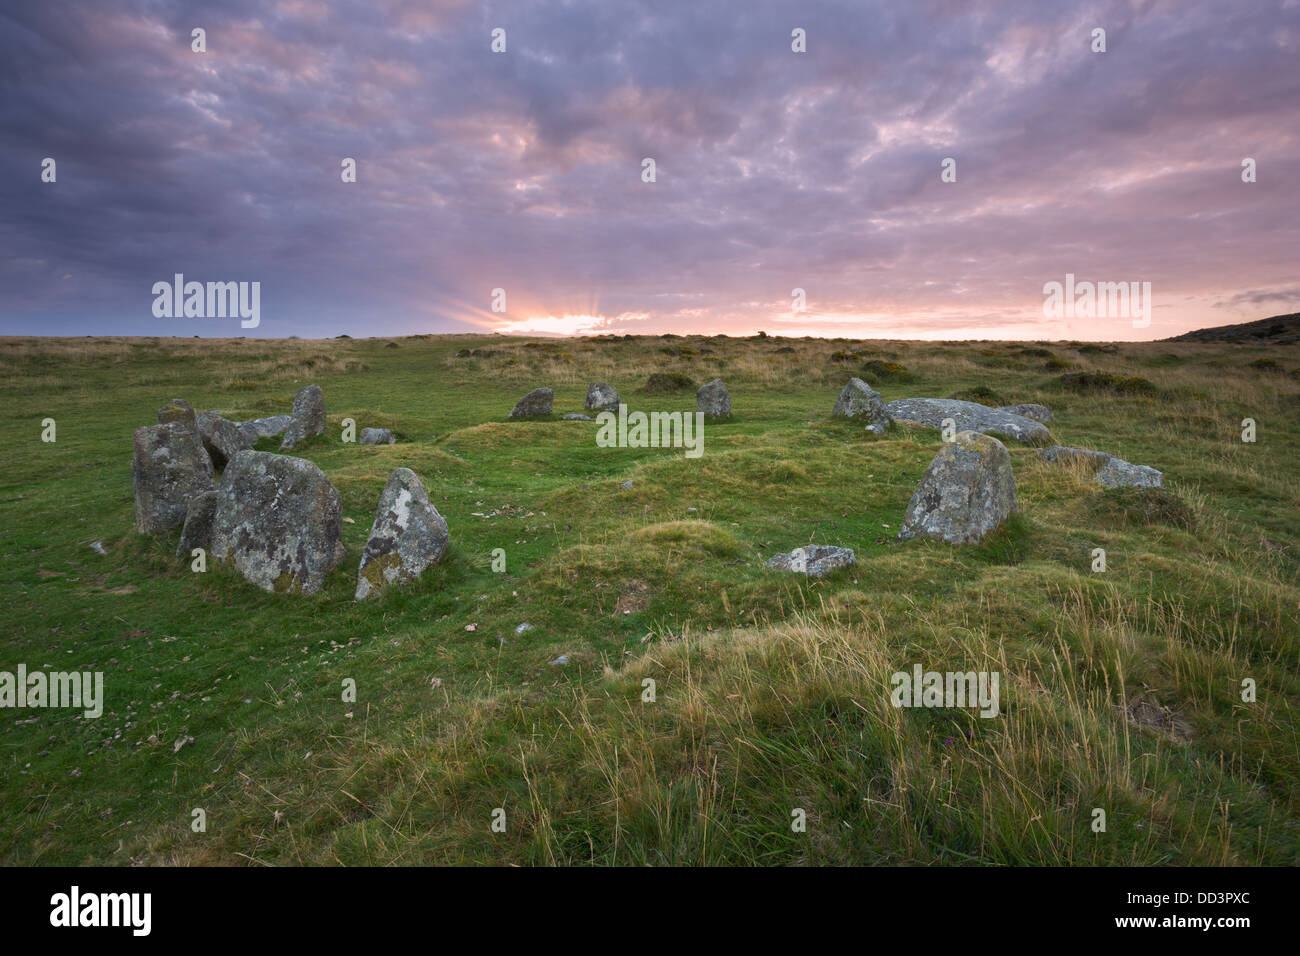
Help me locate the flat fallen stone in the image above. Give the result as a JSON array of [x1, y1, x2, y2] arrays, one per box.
[[766, 544, 856, 576], [899, 431, 1018, 544], [832, 378, 891, 434], [1041, 445, 1111, 467], [562, 413, 594, 421], [281, 384, 326, 450], [1097, 457, 1163, 488], [510, 387, 554, 417], [132, 421, 216, 534], [359, 427, 395, 445], [236, 415, 292, 443], [998, 403, 1052, 424], [885, 398, 1050, 444], [210, 450, 344, 594], [355, 468, 449, 601], [1041, 445, 1163, 488]]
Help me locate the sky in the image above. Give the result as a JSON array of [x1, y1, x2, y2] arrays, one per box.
[[1, 0, 1298, 341]]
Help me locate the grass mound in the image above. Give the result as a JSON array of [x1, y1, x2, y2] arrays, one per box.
[[860, 359, 914, 383], [1059, 371, 1159, 396], [641, 371, 697, 393], [1087, 486, 1196, 530], [947, 385, 1006, 406]]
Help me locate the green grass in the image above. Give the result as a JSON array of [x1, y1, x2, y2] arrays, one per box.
[[0, 332, 1296, 865]]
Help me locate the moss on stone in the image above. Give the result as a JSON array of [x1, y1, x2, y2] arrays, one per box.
[[360, 551, 404, 591], [273, 572, 300, 593]]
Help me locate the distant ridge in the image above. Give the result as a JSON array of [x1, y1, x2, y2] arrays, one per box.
[[1164, 312, 1300, 344]]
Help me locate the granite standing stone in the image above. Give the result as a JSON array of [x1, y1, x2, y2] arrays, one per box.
[[509, 388, 554, 417], [355, 468, 450, 600], [585, 382, 621, 413], [176, 490, 219, 557], [280, 384, 326, 450], [832, 378, 891, 434], [210, 450, 344, 594], [132, 421, 216, 534], [196, 411, 255, 468], [157, 398, 198, 432], [697, 378, 731, 418], [898, 431, 1018, 544]]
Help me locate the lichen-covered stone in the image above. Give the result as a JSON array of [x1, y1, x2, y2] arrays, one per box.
[[1041, 445, 1111, 468], [157, 398, 197, 431], [509, 388, 554, 418], [1042, 445, 1163, 488], [766, 544, 855, 576], [280, 384, 326, 450], [998, 403, 1053, 424], [355, 468, 449, 600], [132, 421, 216, 534], [898, 431, 1018, 544], [1096, 457, 1163, 488], [176, 489, 218, 557], [697, 378, 731, 418], [832, 378, 891, 434], [585, 382, 620, 413], [359, 427, 395, 445], [210, 450, 344, 595], [886, 398, 1050, 445], [196, 411, 254, 469], [236, 415, 292, 444]]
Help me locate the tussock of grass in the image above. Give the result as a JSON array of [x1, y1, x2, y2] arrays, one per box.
[[860, 359, 914, 384], [640, 372, 697, 393], [1059, 371, 1160, 396]]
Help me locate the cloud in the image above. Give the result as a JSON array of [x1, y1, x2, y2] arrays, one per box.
[[1, 0, 1297, 339]]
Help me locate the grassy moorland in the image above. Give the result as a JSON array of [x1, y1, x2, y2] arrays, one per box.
[[0, 332, 1296, 866]]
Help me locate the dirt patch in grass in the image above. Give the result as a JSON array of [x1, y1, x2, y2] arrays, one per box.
[[1124, 697, 1193, 742], [613, 579, 650, 616]]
